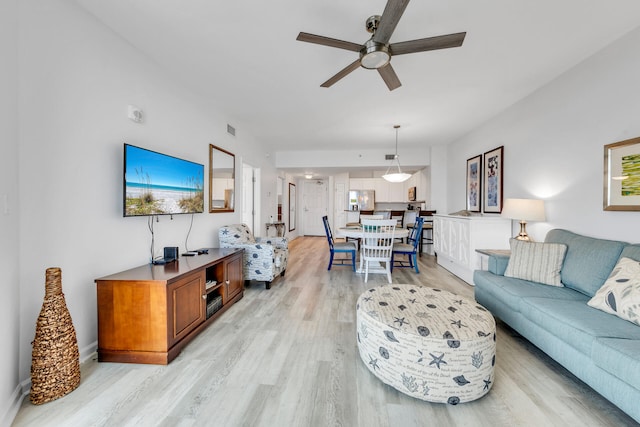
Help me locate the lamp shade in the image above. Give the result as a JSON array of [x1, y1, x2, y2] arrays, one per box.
[[382, 171, 411, 183], [501, 198, 546, 222]]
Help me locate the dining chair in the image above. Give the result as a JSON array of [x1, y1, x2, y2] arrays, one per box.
[[322, 216, 356, 271], [361, 219, 396, 283], [347, 214, 383, 248], [391, 216, 424, 274]]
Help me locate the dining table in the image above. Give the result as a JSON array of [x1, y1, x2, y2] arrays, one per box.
[[337, 225, 409, 274]]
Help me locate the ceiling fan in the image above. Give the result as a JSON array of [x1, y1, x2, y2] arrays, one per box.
[[296, 0, 466, 91]]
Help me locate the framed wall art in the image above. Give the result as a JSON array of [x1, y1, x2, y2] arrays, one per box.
[[483, 146, 504, 213], [466, 155, 482, 212], [408, 186, 416, 201], [604, 136, 640, 211]]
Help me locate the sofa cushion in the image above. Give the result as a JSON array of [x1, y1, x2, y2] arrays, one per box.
[[620, 244, 640, 262], [591, 337, 640, 391], [474, 271, 584, 311], [219, 224, 256, 245], [545, 229, 626, 296], [588, 257, 640, 326], [504, 239, 567, 286], [519, 297, 640, 355]]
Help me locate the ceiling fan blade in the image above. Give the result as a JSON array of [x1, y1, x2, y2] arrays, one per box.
[[378, 63, 402, 91], [296, 32, 362, 52], [321, 59, 362, 88], [390, 32, 466, 56], [373, 0, 411, 45]]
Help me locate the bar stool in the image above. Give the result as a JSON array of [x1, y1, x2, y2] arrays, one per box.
[[390, 210, 405, 242], [418, 210, 436, 256]]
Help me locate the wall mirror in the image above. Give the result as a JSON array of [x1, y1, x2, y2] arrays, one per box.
[[289, 182, 296, 231], [209, 144, 235, 213]]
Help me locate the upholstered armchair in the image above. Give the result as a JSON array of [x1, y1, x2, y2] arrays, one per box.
[[218, 223, 288, 289]]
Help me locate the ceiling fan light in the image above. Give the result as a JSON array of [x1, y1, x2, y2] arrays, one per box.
[[360, 40, 390, 69]]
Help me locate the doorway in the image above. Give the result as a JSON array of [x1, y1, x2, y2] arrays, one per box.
[[302, 179, 328, 236]]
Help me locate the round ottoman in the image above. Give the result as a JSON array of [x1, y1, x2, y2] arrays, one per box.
[[356, 285, 496, 404]]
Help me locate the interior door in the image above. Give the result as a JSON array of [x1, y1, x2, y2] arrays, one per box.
[[303, 180, 328, 236]]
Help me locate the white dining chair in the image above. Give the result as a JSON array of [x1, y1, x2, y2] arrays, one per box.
[[347, 214, 384, 249], [360, 219, 396, 284]]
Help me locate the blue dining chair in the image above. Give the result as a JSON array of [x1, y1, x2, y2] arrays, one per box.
[[391, 216, 424, 274], [322, 216, 356, 271]]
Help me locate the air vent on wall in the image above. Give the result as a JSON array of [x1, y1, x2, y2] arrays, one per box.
[[385, 154, 395, 160], [227, 124, 236, 136]]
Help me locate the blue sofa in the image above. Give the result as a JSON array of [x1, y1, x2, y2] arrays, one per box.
[[474, 229, 640, 423]]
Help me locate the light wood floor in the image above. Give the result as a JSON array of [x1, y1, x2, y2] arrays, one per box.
[[13, 237, 639, 426]]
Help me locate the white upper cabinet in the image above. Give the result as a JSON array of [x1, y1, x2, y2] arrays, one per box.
[[350, 178, 375, 190], [373, 179, 390, 202], [349, 171, 427, 203], [387, 182, 406, 202]]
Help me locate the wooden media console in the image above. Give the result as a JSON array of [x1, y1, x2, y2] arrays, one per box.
[[95, 248, 243, 364]]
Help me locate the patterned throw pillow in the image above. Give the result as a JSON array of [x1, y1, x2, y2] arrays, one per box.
[[588, 257, 640, 326], [504, 239, 567, 286]]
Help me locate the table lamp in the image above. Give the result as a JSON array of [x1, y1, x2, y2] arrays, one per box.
[[501, 198, 546, 241]]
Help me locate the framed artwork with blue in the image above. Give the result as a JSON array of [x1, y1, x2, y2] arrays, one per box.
[[483, 146, 503, 213], [466, 154, 482, 212]]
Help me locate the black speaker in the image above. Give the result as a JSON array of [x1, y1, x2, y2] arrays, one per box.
[[164, 246, 179, 262]]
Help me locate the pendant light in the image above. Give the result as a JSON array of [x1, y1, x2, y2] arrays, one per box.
[[382, 125, 411, 183]]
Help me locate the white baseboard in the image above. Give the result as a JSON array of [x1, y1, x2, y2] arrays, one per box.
[[79, 340, 98, 364], [2, 340, 98, 427], [1, 384, 24, 427]]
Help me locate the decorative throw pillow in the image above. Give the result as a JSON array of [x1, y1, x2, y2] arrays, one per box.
[[588, 257, 640, 326], [504, 239, 567, 286]]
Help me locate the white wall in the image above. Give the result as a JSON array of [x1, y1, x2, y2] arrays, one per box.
[[276, 147, 430, 170], [445, 26, 640, 243], [0, 0, 21, 424], [429, 144, 448, 214], [9, 0, 278, 420]]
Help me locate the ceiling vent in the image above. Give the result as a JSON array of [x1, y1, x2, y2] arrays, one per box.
[[227, 124, 236, 136]]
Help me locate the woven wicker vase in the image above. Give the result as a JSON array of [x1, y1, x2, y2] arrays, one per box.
[[30, 267, 80, 404]]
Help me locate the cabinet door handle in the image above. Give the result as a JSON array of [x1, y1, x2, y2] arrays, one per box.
[[225, 280, 230, 285], [202, 294, 207, 299]]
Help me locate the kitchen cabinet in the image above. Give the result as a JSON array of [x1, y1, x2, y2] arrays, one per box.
[[387, 181, 406, 202], [351, 178, 407, 202]]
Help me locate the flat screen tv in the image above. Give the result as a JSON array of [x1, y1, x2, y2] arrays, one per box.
[[123, 144, 204, 217]]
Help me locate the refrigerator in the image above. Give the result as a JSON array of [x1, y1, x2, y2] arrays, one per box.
[[348, 190, 375, 211]]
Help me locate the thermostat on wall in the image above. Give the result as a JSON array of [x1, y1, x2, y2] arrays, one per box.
[[127, 105, 143, 123]]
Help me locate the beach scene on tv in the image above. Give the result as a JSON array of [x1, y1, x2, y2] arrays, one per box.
[[124, 145, 204, 216]]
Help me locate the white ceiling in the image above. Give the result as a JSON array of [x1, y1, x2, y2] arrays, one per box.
[[73, 0, 640, 154]]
